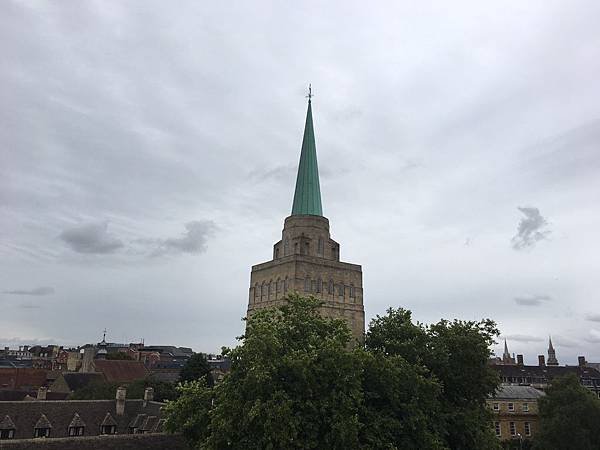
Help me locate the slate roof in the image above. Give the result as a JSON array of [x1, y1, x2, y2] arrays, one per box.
[[0, 368, 47, 389], [93, 360, 148, 383], [0, 399, 165, 439], [0, 390, 68, 401], [492, 385, 546, 400], [493, 364, 600, 383], [60, 372, 105, 391]]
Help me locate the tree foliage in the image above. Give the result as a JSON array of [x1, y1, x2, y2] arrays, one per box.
[[533, 373, 600, 450], [70, 377, 179, 401], [165, 295, 501, 450], [105, 351, 134, 360], [180, 352, 214, 387]]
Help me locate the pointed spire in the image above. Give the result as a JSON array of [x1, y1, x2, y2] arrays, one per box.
[[547, 335, 559, 365], [548, 336, 554, 351], [291, 87, 323, 216], [503, 339, 510, 357]]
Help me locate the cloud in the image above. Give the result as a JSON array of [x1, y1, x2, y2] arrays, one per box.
[[584, 330, 600, 344], [511, 207, 551, 250], [3, 286, 55, 296], [585, 314, 600, 322], [152, 221, 216, 256], [503, 334, 544, 343], [514, 294, 552, 306], [59, 221, 124, 254]]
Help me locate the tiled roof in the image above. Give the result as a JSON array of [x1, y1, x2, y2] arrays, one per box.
[[492, 385, 546, 400], [61, 372, 105, 391], [93, 360, 148, 383], [0, 399, 165, 439], [493, 364, 600, 380]]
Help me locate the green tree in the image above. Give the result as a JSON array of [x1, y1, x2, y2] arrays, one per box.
[[127, 378, 180, 402], [167, 294, 364, 449], [180, 352, 214, 387], [533, 374, 600, 450], [70, 380, 120, 400], [366, 308, 501, 450]]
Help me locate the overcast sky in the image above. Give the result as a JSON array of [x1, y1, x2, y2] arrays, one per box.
[[1, 1, 599, 363]]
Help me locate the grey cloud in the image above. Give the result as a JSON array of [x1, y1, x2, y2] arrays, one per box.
[[503, 334, 544, 343], [585, 314, 600, 322], [60, 221, 124, 254], [584, 330, 600, 344], [3, 286, 55, 296], [514, 294, 552, 306], [511, 207, 551, 250], [152, 221, 216, 256]]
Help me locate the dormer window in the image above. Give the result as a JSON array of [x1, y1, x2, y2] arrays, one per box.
[[0, 415, 16, 440], [68, 413, 86, 437], [101, 412, 118, 435], [34, 413, 52, 438]]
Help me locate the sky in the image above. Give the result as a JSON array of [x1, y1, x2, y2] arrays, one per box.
[[1, 0, 599, 364]]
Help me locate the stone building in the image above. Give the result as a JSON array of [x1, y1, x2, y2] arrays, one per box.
[[247, 94, 365, 341], [488, 385, 545, 442]]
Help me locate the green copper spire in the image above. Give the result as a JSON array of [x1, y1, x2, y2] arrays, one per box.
[[291, 91, 323, 216]]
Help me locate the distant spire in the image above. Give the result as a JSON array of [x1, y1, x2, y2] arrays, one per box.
[[547, 335, 559, 366], [503, 339, 510, 358], [291, 86, 323, 216]]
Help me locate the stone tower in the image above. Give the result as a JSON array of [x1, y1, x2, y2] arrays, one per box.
[[247, 95, 365, 341]]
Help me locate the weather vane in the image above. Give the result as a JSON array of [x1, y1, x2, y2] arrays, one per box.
[[306, 83, 313, 100]]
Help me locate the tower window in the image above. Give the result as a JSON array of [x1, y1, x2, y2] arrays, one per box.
[[276, 279, 281, 294], [284, 239, 289, 256], [318, 238, 324, 255], [261, 282, 265, 299], [338, 284, 344, 297], [268, 281, 273, 298], [284, 277, 288, 292], [349, 284, 355, 298], [304, 277, 310, 292], [316, 278, 322, 293], [328, 279, 334, 295], [275, 247, 279, 259]]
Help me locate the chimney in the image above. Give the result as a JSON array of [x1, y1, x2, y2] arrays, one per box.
[[517, 354, 524, 366], [578, 356, 587, 367], [116, 386, 126, 416], [143, 387, 154, 406], [37, 387, 47, 401], [538, 355, 545, 366]]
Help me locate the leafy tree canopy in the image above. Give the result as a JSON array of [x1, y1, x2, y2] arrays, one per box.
[[165, 295, 501, 450], [106, 351, 134, 360], [533, 373, 600, 450], [180, 352, 214, 387]]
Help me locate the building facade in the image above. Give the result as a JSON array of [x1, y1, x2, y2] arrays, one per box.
[[488, 385, 545, 442], [247, 95, 365, 341]]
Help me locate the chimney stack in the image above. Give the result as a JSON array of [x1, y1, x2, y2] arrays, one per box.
[[517, 354, 524, 366], [538, 355, 545, 366], [143, 387, 154, 406], [578, 356, 587, 367], [116, 386, 126, 416], [37, 387, 47, 401]]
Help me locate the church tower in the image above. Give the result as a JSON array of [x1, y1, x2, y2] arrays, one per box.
[[247, 93, 365, 341]]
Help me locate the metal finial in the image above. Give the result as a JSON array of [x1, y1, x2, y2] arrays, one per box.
[[102, 328, 106, 341], [306, 84, 313, 100]]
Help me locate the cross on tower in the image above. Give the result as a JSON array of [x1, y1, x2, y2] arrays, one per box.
[[306, 84, 313, 100]]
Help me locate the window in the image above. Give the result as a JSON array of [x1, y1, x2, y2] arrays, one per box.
[[509, 422, 516, 436], [0, 429, 15, 440], [523, 403, 529, 412], [261, 282, 265, 299], [254, 284, 258, 301], [338, 284, 344, 297], [268, 281, 273, 298], [35, 428, 50, 438], [304, 277, 310, 292], [328, 279, 334, 295], [349, 284, 355, 298], [275, 247, 279, 258], [284, 277, 288, 292], [494, 422, 501, 437], [284, 239, 289, 256], [101, 425, 116, 435], [318, 238, 324, 255], [311, 280, 316, 292], [69, 426, 85, 436], [492, 402, 499, 411], [316, 278, 322, 293], [508, 402, 514, 412], [276, 279, 281, 294], [525, 422, 531, 436]]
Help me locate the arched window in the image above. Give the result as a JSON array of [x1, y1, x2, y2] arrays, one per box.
[[317, 278, 322, 293], [305, 242, 309, 255], [349, 284, 355, 298], [284, 238, 289, 256], [268, 280, 273, 298], [311, 280, 316, 292], [275, 247, 280, 259], [304, 277, 310, 292], [318, 238, 324, 255], [261, 282, 265, 300], [254, 283, 258, 300], [338, 284, 344, 297], [294, 243, 299, 254], [276, 278, 281, 295], [284, 276, 289, 292], [328, 279, 334, 295]]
